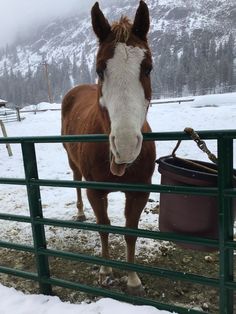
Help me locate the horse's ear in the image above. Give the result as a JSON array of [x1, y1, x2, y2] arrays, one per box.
[[132, 0, 150, 41], [91, 2, 111, 42]]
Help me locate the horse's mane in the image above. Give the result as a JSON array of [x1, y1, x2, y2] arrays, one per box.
[[111, 16, 132, 43]]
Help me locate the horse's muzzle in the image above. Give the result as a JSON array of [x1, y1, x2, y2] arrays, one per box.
[[110, 155, 127, 176]]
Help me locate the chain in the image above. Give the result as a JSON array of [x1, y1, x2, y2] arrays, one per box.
[[184, 127, 218, 164]]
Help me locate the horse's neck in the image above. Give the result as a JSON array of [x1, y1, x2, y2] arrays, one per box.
[[92, 98, 111, 135]]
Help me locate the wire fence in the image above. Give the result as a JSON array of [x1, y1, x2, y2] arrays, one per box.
[[152, 84, 236, 100]]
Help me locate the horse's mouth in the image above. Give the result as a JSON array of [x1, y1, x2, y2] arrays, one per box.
[[110, 155, 127, 176]]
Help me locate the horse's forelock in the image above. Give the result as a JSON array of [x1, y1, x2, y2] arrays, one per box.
[[111, 17, 132, 43]]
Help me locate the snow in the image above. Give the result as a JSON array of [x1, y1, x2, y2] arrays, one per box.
[[21, 102, 61, 111], [0, 92, 236, 314], [0, 284, 171, 314]]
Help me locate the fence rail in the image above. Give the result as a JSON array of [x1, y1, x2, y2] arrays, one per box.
[[0, 108, 21, 123], [151, 98, 194, 105], [0, 131, 235, 314]]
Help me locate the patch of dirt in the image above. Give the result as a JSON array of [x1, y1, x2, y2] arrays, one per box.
[[0, 201, 235, 313], [0, 233, 235, 313]]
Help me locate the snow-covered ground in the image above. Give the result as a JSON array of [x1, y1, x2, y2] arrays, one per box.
[[0, 284, 171, 314], [0, 92, 236, 313]]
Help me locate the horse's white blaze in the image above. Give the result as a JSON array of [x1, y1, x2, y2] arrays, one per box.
[[100, 43, 148, 164]]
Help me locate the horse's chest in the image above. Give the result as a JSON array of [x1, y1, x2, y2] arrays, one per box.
[[78, 142, 110, 179]]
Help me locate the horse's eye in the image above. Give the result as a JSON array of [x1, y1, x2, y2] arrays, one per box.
[[145, 67, 152, 77], [96, 69, 104, 81]]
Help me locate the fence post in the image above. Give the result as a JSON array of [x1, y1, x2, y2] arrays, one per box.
[[21, 142, 52, 295], [217, 137, 234, 313], [0, 120, 13, 156], [16, 107, 21, 122]]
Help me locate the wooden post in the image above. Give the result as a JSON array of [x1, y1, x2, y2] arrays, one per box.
[[0, 120, 13, 156], [16, 107, 21, 122]]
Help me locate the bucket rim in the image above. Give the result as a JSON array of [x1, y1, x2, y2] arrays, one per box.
[[157, 156, 218, 183]]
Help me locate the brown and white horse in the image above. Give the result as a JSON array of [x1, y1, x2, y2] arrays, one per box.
[[62, 1, 156, 294]]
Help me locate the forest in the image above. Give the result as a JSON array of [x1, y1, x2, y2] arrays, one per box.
[[0, 32, 235, 106]]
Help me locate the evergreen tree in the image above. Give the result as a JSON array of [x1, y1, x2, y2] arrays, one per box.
[[72, 53, 79, 84], [0, 32, 235, 104], [77, 51, 91, 84], [207, 39, 217, 91], [175, 55, 186, 96]]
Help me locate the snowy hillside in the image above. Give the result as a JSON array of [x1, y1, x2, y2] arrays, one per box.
[[0, 0, 235, 106], [0, 0, 235, 76]]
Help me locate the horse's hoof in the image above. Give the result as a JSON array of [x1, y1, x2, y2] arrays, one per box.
[[127, 284, 145, 296], [99, 273, 114, 287], [75, 214, 86, 222]]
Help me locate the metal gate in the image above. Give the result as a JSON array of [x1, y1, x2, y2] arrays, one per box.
[[0, 130, 235, 314]]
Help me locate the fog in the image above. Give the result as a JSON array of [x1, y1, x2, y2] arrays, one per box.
[[0, 0, 98, 47]]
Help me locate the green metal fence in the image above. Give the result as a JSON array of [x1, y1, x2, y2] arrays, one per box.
[[0, 130, 235, 313]]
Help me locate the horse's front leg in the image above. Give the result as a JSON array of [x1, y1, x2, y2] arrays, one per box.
[[124, 191, 149, 295], [68, 158, 86, 221], [86, 189, 112, 285]]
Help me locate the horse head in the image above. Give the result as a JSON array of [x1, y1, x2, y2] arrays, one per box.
[[91, 1, 152, 176]]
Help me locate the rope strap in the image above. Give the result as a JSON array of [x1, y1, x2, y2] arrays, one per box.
[[184, 127, 218, 164], [166, 127, 218, 175]]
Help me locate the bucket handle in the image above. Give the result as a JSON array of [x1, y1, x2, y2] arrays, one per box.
[[185, 128, 217, 164], [172, 127, 218, 165], [156, 127, 218, 175]]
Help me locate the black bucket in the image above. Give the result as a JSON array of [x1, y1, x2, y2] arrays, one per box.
[[157, 156, 235, 251]]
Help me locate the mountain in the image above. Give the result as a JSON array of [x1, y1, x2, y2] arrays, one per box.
[[0, 0, 235, 105]]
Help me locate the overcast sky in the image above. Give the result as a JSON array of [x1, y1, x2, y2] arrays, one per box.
[[0, 0, 97, 48]]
